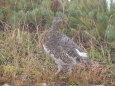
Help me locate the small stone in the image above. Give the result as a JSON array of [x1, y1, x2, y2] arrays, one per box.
[[2, 83, 11, 86], [39, 83, 47, 86]]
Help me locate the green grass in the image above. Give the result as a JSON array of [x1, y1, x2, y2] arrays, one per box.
[[0, 0, 115, 86], [0, 29, 114, 86]]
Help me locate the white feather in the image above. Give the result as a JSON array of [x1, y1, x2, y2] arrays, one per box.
[[76, 49, 88, 57], [53, 57, 67, 66], [43, 45, 66, 72], [43, 45, 50, 54]]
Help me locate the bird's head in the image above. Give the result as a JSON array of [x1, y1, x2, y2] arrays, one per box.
[[51, 17, 63, 30]]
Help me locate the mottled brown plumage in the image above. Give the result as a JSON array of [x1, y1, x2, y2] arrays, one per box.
[[43, 17, 95, 73]]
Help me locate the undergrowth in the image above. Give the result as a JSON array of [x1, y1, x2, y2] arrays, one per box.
[[0, 29, 114, 86], [0, 0, 115, 86]]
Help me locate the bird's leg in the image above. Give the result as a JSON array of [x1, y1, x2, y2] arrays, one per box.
[[55, 65, 63, 75], [67, 65, 72, 74]]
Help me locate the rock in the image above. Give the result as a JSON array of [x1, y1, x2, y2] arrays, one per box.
[[39, 83, 47, 86], [2, 83, 11, 86]]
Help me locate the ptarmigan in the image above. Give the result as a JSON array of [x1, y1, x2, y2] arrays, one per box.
[[43, 17, 93, 73]]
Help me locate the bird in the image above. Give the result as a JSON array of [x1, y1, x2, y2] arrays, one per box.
[[42, 17, 99, 74]]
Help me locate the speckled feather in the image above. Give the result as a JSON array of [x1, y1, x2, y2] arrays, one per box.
[[43, 17, 90, 73]]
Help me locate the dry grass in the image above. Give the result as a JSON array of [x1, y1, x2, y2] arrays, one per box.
[[0, 0, 115, 85], [0, 29, 115, 86]]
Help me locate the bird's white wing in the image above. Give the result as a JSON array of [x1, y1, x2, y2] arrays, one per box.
[[59, 34, 90, 64]]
